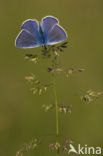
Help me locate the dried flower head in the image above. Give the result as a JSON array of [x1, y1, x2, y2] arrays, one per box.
[[58, 104, 71, 114], [62, 139, 73, 151], [66, 68, 85, 77], [25, 54, 38, 63], [25, 74, 52, 95], [16, 139, 40, 156], [81, 90, 103, 103], [42, 104, 54, 112], [49, 142, 61, 151]]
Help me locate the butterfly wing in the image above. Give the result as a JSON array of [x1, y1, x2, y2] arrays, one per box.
[[15, 20, 43, 48], [42, 16, 67, 45], [46, 25, 67, 45], [42, 16, 58, 35]]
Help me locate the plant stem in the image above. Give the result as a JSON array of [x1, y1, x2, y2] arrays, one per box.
[[52, 73, 59, 136]]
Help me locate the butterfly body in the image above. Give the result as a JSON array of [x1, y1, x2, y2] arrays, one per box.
[[15, 16, 67, 48], [39, 23, 46, 44]]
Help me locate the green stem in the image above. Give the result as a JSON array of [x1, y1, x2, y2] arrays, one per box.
[[52, 73, 59, 136]]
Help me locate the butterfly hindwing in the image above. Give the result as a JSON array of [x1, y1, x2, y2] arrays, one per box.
[[46, 24, 67, 45], [15, 20, 42, 48]]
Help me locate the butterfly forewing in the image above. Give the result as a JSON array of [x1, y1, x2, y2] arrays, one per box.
[[16, 20, 43, 48], [42, 16, 58, 33]]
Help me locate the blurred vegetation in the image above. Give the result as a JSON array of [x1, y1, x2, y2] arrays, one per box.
[[0, 0, 103, 156]]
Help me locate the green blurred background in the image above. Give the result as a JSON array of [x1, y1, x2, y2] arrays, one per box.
[[0, 0, 103, 155]]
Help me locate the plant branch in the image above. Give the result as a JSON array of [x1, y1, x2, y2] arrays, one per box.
[[52, 73, 59, 136]]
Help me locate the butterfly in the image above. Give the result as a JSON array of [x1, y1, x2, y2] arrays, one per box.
[[15, 16, 67, 48]]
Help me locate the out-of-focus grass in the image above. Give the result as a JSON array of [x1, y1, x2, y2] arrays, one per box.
[[0, 0, 103, 156]]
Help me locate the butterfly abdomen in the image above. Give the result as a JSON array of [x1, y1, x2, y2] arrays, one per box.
[[39, 24, 46, 45]]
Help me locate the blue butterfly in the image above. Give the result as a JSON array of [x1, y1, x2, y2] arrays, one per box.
[[15, 16, 67, 48]]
